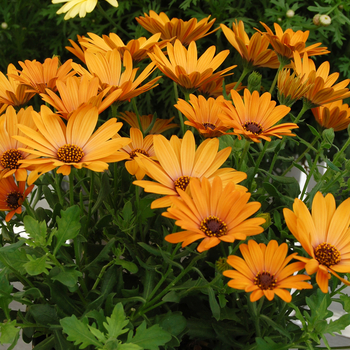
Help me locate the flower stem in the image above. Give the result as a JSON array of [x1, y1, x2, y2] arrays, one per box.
[[174, 82, 185, 136], [238, 138, 251, 171], [69, 168, 75, 205], [132, 98, 144, 136], [300, 152, 321, 200], [233, 66, 252, 90], [248, 140, 269, 191], [97, 3, 129, 37]]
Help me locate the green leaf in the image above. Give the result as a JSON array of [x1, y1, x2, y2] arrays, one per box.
[[51, 267, 83, 288], [0, 320, 20, 345], [126, 321, 172, 350], [53, 329, 76, 350], [23, 254, 52, 276], [208, 287, 220, 321], [117, 344, 142, 350], [23, 215, 48, 247], [158, 312, 187, 337], [91, 173, 110, 215], [103, 303, 129, 339], [307, 124, 320, 137], [260, 314, 291, 340], [28, 304, 58, 325], [114, 258, 138, 274], [60, 315, 104, 349], [255, 337, 290, 350], [54, 205, 81, 255], [162, 291, 180, 303], [324, 314, 350, 335]]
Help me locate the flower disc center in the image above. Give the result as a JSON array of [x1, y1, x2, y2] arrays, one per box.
[[6, 191, 22, 209], [243, 122, 263, 135], [203, 122, 216, 130], [130, 148, 149, 159], [315, 242, 341, 267], [1, 149, 23, 169], [57, 144, 84, 163], [200, 216, 227, 237], [254, 271, 277, 290], [174, 175, 191, 191]]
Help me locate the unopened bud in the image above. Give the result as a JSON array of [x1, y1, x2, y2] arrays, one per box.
[[320, 15, 331, 26], [277, 17, 282, 22], [1, 22, 8, 30], [286, 9, 295, 18], [247, 71, 262, 93], [313, 14, 321, 26], [256, 213, 270, 229]]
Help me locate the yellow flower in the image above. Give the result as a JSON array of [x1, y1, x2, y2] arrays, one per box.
[[311, 100, 350, 131], [52, 0, 119, 20], [148, 39, 236, 92], [0, 106, 38, 182], [219, 89, 297, 142], [14, 105, 130, 185], [72, 49, 161, 103], [292, 52, 350, 107], [118, 112, 178, 134], [220, 21, 280, 69], [10, 57, 74, 94], [0, 176, 34, 222], [283, 192, 350, 293], [40, 75, 122, 119], [163, 176, 265, 252], [258, 22, 329, 59], [117, 128, 155, 180], [175, 94, 231, 138], [0, 64, 35, 108], [135, 10, 218, 46], [197, 77, 243, 98], [224, 240, 312, 302], [133, 130, 247, 208], [79, 32, 169, 62]]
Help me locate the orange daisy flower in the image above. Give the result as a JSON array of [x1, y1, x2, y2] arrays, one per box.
[[40, 75, 122, 119], [11, 57, 75, 94], [220, 21, 280, 69], [118, 111, 178, 134], [163, 176, 265, 252], [0, 106, 38, 182], [292, 52, 350, 107], [175, 94, 231, 138], [0, 176, 34, 222], [219, 89, 297, 142], [79, 32, 170, 63], [117, 128, 155, 180], [0, 64, 35, 107], [135, 10, 218, 46], [72, 49, 161, 103], [284, 192, 350, 293], [223, 239, 312, 302], [66, 35, 87, 64], [277, 68, 311, 107], [197, 77, 242, 98], [14, 105, 131, 185], [258, 22, 329, 59], [311, 100, 350, 131], [133, 130, 247, 208], [148, 39, 236, 92]]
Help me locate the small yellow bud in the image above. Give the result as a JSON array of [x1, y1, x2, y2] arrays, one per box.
[[320, 15, 331, 26], [286, 9, 295, 18], [313, 14, 321, 25], [277, 17, 282, 22], [1, 22, 8, 30]]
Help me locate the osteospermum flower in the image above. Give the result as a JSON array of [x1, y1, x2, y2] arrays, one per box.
[[133, 130, 247, 208], [52, 0, 119, 20], [197, 77, 242, 98], [0, 64, 35, 108], [148, 39, 236, 92], [175, 94, 231, 138], [258, 22, 329, 60], [293, 52, 350, 107], [220, 21, 279, 69], [311, 100, 350, 131], [284, 192, 350, 293], [136, 10, 218, 46], [277, 68, 311, 107], [79, 32, 169, 62], [66, 35, 87, 64], [40, 75, 122, 119], [11, 57, 74, 94], [223, 240, 312, 302], [163, 176, 265, 252], [117, 128, 155, 180], [0, 106, 38, 182], [14, 105, 130, 185], [72, 49, 161, 103], [118, 112, 178, 134], [0, 176, 34, 222], [219, 89, 297, 142]]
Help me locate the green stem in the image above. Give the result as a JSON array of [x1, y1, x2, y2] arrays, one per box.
[[86, 171, 95, 233], [91, 261, 114, 290], [132, 98, 144, 136], [238, 138, 251, 171], [233, 66, 252, 90], [22, 200, 36, 219], [69, 168, 74, 206], [249, 298, 261, 337], [281, 134, 320, 177], [248, 140, 269, 191], [173, 82, 185, 136], [269, 57, 289, 95], [333, 134, 350, 164], [300, 152, 321, 200], [54, 173, 64, 207]]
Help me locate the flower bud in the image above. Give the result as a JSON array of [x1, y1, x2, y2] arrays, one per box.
[[247, 71, 262, 94], [256, 213, 270, 229], [277, 17, 282, 22], [1, 22, 8, 30], [320, 15, 331, 26], [313, 14, 321, 25], [286, 9, 295, 18]]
